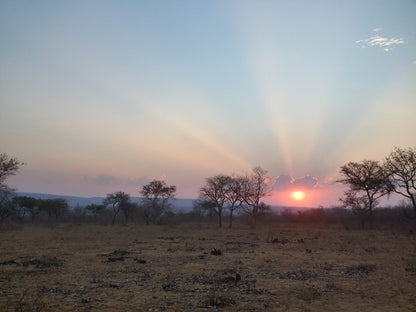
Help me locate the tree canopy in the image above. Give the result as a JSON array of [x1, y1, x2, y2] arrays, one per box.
[[0, 153, 24, 192], [385, 147, 416, 212], [140, 180, 176, 224], [103, 191, 130, 224]]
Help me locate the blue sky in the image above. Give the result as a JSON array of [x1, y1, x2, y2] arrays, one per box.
[[1, 1, 415, 206]]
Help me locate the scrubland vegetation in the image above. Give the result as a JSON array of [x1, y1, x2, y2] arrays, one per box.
[[1, 147, 415, 311]]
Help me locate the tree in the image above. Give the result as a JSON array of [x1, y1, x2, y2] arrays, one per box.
[[340, 190, 371, 228], [71, 205, 88, 222], [103, 191, 130, 224], [199, 174, 229, 228], [190, 200, 212, 222], [39, 198, 69, 220], [140, 180, 176, 224], [85, 204, 107, 219], [385, 147, 416, 213], [120, 202, 138, 223], [224, 175, 244, 228], [0, 153, 24, 221], [0, 193, 15, 222], [13, 196, 40, 221], [240, 167, 272, 221], [338, 160, 392, 223], [0, 153, 24, 192]]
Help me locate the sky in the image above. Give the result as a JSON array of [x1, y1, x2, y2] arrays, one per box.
[[1, 1, 415, 208]]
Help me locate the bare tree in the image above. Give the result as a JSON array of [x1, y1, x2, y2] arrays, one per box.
[[140, 180, 176, 224], [224, 175, 244, 228], [385, 147, 416, 212], [104, 191, 130, 224], [199, 174, 229, 228], [338, 160, 392, 223], [240, 167, 272, 221]]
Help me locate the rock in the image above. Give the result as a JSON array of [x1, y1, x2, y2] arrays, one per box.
[[210, 248, 222, 256]]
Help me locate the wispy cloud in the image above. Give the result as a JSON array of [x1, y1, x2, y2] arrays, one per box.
[[84, 175, 122, 185], [356, 29, 405, 52], [84, 175, 150, 187], [126, 176, 150, 187]]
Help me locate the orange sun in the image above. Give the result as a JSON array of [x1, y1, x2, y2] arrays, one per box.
[[291, 191, 305, 200]]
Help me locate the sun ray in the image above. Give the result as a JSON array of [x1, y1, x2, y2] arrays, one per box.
[[163, 113, 253, 172]]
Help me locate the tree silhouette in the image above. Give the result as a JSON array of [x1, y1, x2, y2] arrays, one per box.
[[39, 198, 69, 220], [13, 196, 40, 221], [104, 191, 130, 224], [140, 180, 176, 224], [224, 175, 245, 228], [240, 167, 271, 221], [0, 153, 24, 192], [338, 160, 392, 226], [385, 147, 416, 212], [199, 174, 229, 228], [85, 204, 107, 219]]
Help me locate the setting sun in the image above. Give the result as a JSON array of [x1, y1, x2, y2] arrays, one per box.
[[291, 191, 305, 201]]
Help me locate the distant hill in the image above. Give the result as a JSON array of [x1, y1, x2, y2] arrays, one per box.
[[14, 192, 195, 212], [13, 192, 313, 214]]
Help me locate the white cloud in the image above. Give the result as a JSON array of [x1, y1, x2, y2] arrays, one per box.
[[412, 60, 416, 65], [356, 30, 406, 52]]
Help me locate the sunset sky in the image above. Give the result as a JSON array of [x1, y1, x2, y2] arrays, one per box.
[[1, 1, 415, 207]]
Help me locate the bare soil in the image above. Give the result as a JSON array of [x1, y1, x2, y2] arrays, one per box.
[[0, 222, 415, 311]]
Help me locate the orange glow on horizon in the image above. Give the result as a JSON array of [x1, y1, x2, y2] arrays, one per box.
[[270, 185, 346, 208]]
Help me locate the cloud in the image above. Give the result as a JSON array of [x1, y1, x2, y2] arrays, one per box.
[[356, 29, 405, 52], [274, 175, 293, 190], [321, 177, 337, 186], [412, 60, 416, 65], [126, 176, 150, 187], [84, 175, 154, 188], [84, 175, 123, 185], [292, 175, 319, 189], [84, 175, 150, 187], [273, 174, 320, 191]]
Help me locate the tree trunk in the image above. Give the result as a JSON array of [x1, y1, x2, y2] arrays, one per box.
[[229, 210, 233, 228], [112, 206, 117, 225], [411, 194, 416, 213]]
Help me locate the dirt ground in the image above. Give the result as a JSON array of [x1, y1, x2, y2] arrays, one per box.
[[0, 222, 415, 311]]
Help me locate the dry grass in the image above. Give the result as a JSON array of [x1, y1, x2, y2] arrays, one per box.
[[0, 222, 415, 311]]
